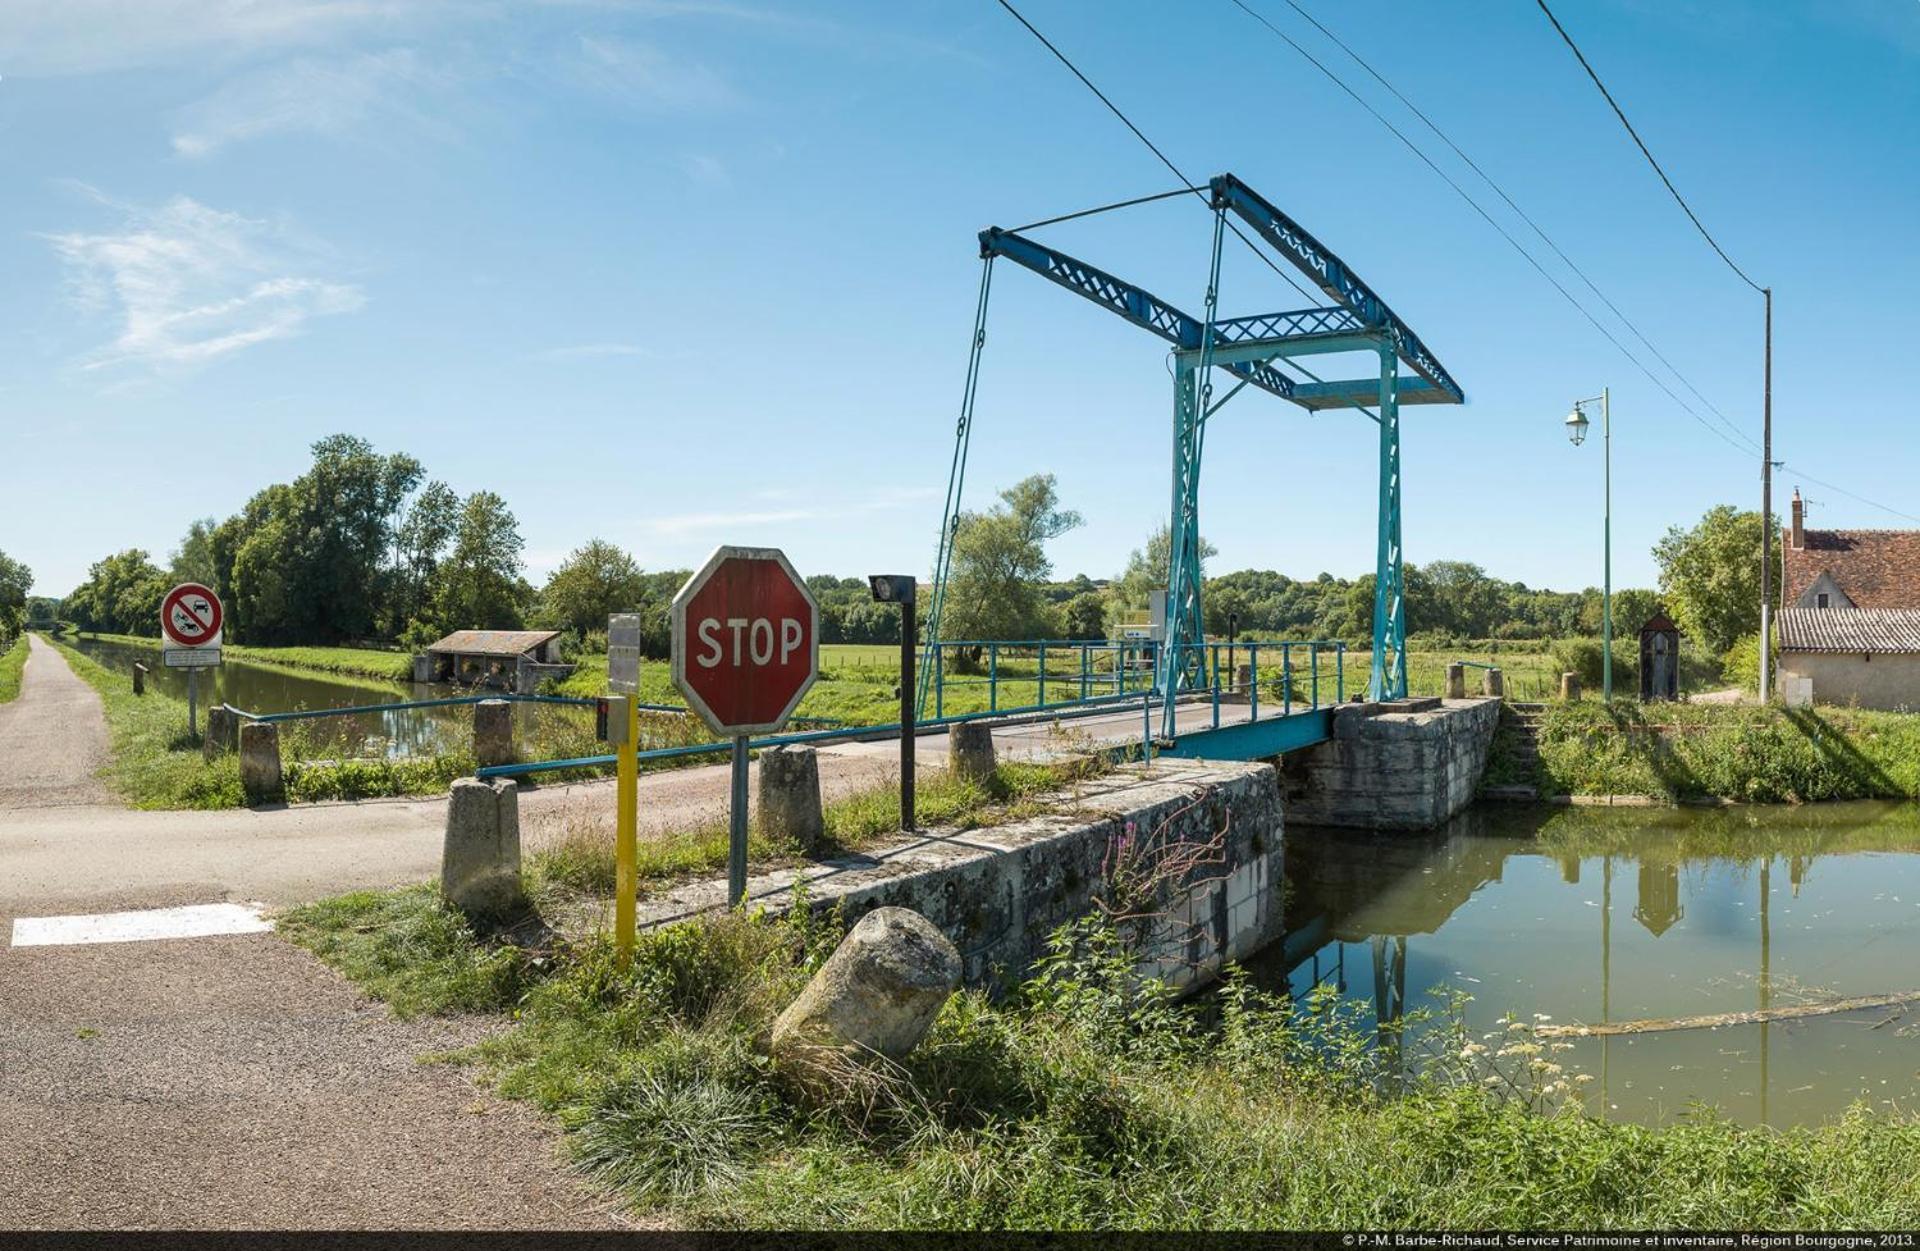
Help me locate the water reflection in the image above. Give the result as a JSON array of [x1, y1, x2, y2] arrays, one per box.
[[67, 637, 589, 759], [1261, 802, 1920, 1127]]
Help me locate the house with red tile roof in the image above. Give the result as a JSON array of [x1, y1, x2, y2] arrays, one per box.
[[1777, 489, 1920, 709]]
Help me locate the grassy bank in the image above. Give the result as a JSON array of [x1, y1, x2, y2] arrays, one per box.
[[1532, 702, 1920, 803], [0, 635, 27, 704], [75, 631, 414, 683], [283, 895, 1920, 1229], [49, 637, 243, 809]]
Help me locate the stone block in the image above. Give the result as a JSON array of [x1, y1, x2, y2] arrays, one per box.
[[948, 721, 996, 784], [759, 744, 826, 854], [1445, 662, 1466, 699], [1481, 667, 1505, 698], [1560, 672, 1582, 701], [473, 699, 514, 769], [441, 777, 526, 921], [202, 706, 240, 760], [770, 906, 960, 1068], [239, 722, 284, 806]]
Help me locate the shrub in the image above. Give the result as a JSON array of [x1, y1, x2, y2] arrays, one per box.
[[1549, 637, 1636, 695]]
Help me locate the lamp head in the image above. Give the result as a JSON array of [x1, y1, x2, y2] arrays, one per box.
[[1565, 406, 1590, 447]]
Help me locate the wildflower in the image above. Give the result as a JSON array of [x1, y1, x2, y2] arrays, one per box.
[[1574, 1074, 1596, 1084], [1533, 1013, 1552, 1021]]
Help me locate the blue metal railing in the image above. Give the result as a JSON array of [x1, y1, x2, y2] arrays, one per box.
[[475, 636, 1350, 782], [221, 692, 844, 729]]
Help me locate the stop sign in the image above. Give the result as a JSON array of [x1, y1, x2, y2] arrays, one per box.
[[670, 545, 819, 736]]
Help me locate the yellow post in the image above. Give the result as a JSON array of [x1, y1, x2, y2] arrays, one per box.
[[614, 694, 639, 962]]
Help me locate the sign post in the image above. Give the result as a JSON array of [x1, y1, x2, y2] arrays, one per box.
[[670, 546, 819, 908], [868, 575, 917, 832], [605, 613, 644, 960], [159, 582, 223, 738]]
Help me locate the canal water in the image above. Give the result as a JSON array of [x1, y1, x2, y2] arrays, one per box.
[[67, 636, 591, 759], [1267, 801, 1920, 1128]]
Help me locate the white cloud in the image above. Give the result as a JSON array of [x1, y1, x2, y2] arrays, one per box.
[[171, 49, 449, 157], [682, 153, 728, 187], [46, 193, 363, 372], [0, 0, 445, 77], [533, 341, 652, 361], [569, 35, 738, 110]]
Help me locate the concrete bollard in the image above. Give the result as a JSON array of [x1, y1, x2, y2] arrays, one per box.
[[758, 745, 826, 854], [441, 777, 526, 921], [948, 721, 997, 785], [1560, 672, 1582, 701], [239, 722, 285, 806], [473, 699, 514, 769], [769, 906, 961, 1070], [1445, 662, 1467, 700], [132, 663, 146, 696], [202, 706, 240, 760], [1481, 667, 1505, 698]]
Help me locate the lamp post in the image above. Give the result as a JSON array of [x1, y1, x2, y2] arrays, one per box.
[[1564, 388, 1612, 701]]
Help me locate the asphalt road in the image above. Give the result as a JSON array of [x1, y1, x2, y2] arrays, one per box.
[[0, 639, 623, 1230]]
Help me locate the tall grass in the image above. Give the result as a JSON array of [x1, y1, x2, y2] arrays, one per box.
[[1537, 701, 1920, 802], [0, 634, 27, 705], [288, 895, 1920, 1230]]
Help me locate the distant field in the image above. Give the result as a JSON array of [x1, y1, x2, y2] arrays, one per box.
[[75, 632, 415, 683]]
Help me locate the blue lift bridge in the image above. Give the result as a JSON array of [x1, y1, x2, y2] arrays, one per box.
[[922, 172, 1466, 751]]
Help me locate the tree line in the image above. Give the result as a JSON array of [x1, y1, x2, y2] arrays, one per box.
[[53, 450, 1773, 670]]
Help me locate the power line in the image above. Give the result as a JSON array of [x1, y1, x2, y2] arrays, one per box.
[[1534, 0, 1764, 294], [1270, 0, 1751, 447], [1778, 463, 1920, 527], [1222, 0, 1762, 460], [1009, 186, 1192, 234], [992, 0, 1324, 309]]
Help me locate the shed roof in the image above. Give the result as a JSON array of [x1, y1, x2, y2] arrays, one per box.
[[1782, 529, 1920, 609], [1778, 608, 1920, 654], [425, 629, 561, 657]]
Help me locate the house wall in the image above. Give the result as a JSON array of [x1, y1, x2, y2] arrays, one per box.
[[1778, 651, 1920, 712]]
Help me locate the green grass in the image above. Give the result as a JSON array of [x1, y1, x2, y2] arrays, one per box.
[[287, 895, 1920, 1230], [0, 635, 27, 704], [76, 631, 415, 683], [1535, 701, 1920, 802], [529, 758, 1104, 902], [48, 637, 243, 809]]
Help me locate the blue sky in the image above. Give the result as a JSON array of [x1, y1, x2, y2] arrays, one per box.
[[4, 0, 1916, 600]]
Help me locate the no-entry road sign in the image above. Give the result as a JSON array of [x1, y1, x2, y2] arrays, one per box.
[[160, 583, 223, 649], [671, 546, 818, 736]]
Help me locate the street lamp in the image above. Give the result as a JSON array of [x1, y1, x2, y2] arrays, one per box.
[[1563, 389, 1612, 700]]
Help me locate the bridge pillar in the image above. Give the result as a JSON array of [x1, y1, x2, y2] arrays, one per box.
[[1368, 340, 1406, 701]]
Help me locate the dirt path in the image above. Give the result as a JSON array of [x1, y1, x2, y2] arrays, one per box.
[[0, 635, 112, 810]]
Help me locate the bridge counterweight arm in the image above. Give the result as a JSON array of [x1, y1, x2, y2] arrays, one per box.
[[1209, 174, 1464, 405], [979, 228, 1297, 402]]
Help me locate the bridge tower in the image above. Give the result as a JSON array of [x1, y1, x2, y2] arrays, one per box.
[[924, 173, 1464, 736]]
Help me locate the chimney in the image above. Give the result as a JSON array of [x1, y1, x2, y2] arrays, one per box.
[[1790, 488, 1804, 549]]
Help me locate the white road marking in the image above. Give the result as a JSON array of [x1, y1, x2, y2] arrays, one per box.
[[9, 903, 272, 948]]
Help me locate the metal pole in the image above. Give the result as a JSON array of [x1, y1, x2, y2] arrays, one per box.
[[1602, 386, 1612, 702], [900, 603, 916, 832], [616, 695, 637, 962], [1759, 288, 1773, 704], [188, 668, 198, 738], [728, 735, 749, 907]]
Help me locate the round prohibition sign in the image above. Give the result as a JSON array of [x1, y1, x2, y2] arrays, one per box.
[[161, 583, 223, 647]]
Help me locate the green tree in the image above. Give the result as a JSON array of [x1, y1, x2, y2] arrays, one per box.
[[538, 539, 648, 637], [1110, 524, 1217, 621], [941, 474, 1083, 643], [167, 518, 219, 588], [432, 491, 529, 631], [63, 550, 165, 635], [1653, 505, 1778, 655], [1061, 591, 1107, 641], [0, 550, 31, 639], [391, 480, 460, 634]]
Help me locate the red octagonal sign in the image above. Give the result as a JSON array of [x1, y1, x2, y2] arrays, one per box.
[[670, 546, 819, 736]]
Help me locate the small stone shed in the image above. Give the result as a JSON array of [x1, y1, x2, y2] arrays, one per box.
[[417, 629, 574, 694]]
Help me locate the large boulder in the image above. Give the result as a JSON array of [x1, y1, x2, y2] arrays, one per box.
[[770, 907, 961, 1067]]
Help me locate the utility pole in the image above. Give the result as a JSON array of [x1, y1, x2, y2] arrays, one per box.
[[1759, 288, 1773, 704]]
